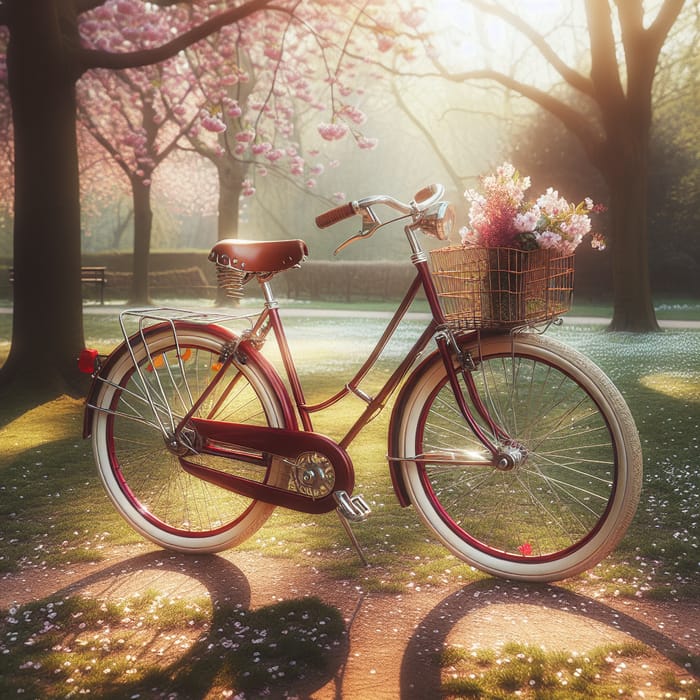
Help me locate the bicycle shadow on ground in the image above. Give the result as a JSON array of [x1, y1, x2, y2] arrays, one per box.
[[9, 550, 348, 699], [400, 579, 699, 697]]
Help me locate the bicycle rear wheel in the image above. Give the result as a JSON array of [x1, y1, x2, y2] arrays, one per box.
[[393, 333, 642, 582], [90, 323, 290, 553]]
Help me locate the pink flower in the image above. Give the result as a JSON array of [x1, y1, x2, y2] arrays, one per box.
[[357, 136, 378, 150], [535, 231, 563, 249], [265, 149, 284, 162], [377, 36, 394, 52], [201, 113, 226, 133], [461, 162, 604, 254], [591, 233, 607, 250], [514, 208, 540, 233], [318, 122, 348, 141]]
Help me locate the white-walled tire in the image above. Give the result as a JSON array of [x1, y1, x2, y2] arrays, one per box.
[[90, 324, 289, 553], [393, 333, 642, 582]]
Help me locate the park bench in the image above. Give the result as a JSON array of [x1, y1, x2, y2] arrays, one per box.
[[9, 265, 107, 304]]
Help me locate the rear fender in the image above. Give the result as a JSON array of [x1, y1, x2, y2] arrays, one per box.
[[82, 321, 297, 437]]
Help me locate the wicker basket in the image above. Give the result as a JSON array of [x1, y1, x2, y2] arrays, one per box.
[[429, 246, 574, 329]]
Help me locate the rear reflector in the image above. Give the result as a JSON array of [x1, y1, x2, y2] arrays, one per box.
[[78, 348, 99, 374]]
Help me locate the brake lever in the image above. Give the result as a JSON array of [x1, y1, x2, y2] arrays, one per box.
[[333, 206, 381, 255]]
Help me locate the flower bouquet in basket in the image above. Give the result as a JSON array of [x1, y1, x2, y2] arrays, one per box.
[[430, 163, 606, 328]]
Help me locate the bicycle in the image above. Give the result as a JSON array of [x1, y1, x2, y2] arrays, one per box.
[[79, 184, 642, 582]]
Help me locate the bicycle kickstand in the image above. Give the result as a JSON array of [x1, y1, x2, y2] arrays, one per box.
[[334, 491, 371, 567]]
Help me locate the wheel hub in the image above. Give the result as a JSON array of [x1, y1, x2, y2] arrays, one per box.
[[165, 425, 198, 456], [495, 443, 527, 471]]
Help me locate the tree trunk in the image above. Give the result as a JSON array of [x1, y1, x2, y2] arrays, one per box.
[[214, 159, 247, 305], [0, 2, 86, 397], [216, 159, 246, 241], [129, 177, 154, 305], [606, 166, 660, 331]]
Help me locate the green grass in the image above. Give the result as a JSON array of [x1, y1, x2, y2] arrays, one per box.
[[437, 641, 700, 699], [0, 593, 344, 698]]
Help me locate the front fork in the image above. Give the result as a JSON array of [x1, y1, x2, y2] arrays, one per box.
[[434, 330, 524, 471]]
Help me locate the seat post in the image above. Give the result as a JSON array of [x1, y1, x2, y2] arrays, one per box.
[[260, 278, 278, 308]]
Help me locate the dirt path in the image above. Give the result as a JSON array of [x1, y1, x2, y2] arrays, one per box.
[[2, 542, 698, 698]]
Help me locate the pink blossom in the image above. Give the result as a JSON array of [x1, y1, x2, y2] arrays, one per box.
[[251, 142, 272, 155], [201, 113, 226, 133], [318, 122, 348, 141], [116, 0, 137, 15], [377, 36, 394, 53], [357, 136, 378, 150], [561, 213, 591, 238], [225, 102, 242, 119], [513, 208, 540, 233], [235, 130, 255, 143], [535, 231, 563, 249], [342, 105, 367, 126], [265, 148, 284, 162], [591, 233, 607, 250], [401, 8, 427, 28], [536, 188, 568, 217], [264, 46, 282, 61]]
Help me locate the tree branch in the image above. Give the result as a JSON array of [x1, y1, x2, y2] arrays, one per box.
[[391, 80, 466, 191], [77, 0, 275, 74], [439, 67, 603, 164], [585, 0, 626, 109], [463, 0, 595, 98]]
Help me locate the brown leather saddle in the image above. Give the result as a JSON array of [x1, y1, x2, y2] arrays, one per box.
[[209, 239, 308, 274]]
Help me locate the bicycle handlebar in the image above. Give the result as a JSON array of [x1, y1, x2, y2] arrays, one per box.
[[315, 184, 450, 254], [315, 184, 444, 228]]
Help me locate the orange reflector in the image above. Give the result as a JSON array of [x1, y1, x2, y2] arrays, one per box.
[[78, 348, 99, 374], [211, 362, 223, 372], [180, 348, 192, 361]]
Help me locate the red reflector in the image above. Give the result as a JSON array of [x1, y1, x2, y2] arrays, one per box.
[[78, 348, 99, 374]]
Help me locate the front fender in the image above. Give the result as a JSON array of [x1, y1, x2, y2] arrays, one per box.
[[82, 321, 297, 438]]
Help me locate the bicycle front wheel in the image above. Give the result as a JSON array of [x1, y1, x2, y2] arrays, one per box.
[[90, 323, 291, 553], [393, 333, 642, 582]]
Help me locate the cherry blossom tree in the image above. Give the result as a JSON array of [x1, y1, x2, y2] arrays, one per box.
[[0, 0, 423, 400], [0, 0, 278, 399], [79, 3, 206, 303]]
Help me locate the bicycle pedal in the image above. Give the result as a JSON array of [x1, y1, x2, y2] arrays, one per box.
[[334, 491, 371, 522]]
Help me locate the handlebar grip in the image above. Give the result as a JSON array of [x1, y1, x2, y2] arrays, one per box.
[[315, 202, 356, 229]]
